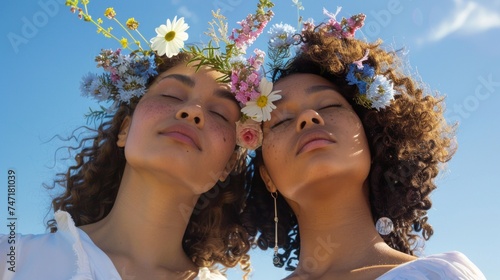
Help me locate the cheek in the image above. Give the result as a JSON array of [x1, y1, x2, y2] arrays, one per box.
[[207, 120, 237, 151], [262, 132, 284, 166], [134, 98, 176, 120]]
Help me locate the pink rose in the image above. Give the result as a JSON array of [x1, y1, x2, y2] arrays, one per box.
[[236, 120, 263, 150]]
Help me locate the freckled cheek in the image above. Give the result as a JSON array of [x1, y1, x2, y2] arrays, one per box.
[[207, 121, 237, 148], [262, 133, 284, 164], [136, 100, 177, 119]]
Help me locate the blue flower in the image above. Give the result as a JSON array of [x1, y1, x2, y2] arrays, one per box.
[[268, 23, 297, 49], [116, 75, 147, 103], [116, 54, 131, 75], [346, 64, 358, 85], [97, 84, 112, 101], [145, 55, 158, 76], [346, 64, 368, 94], [362, 64, 375, 77], [80, 72, 98, 98], [133, 55, 157, 77]]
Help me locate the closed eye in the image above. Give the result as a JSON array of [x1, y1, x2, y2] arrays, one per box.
[[319, 104, 342, 110], [211, 111, 228, 122], [271, 118, 292, 129], [161, 94, 183, 101]]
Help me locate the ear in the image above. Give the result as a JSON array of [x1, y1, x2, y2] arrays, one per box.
[[116, 116, 131, 148], [259, 164, 277, 193], [219, 151, 239, 182]]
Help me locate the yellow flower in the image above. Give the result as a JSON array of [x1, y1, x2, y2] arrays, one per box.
[[97, 18, 103, 24], [126, 18, 139, 30], [65, 0, 78, 6], [100, 27, 113, 38], [120, 37, 128, 48], [104, 7, 116, 19]]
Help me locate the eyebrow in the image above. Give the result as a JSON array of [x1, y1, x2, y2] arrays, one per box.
[[274, 84, 339, 106], [158, 74, 195, 87], [305, 85, 338, 94]]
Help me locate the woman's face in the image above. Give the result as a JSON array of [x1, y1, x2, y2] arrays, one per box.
[[118, 63, 241, 194], [260, 74, 371, 201]]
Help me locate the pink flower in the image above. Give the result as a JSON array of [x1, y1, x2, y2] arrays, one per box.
[[236, 120, 263, 150], [230, 11, 273, 52], [110, 71, 120, 83], [247, 49, 265, 70], [247, 72, 259, 84], [302, 20, 315, 32]]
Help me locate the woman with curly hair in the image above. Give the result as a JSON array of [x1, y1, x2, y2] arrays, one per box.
[[0, 51, 253, 279], [242, 10, 485, 279], [0, 5, 266, 277]]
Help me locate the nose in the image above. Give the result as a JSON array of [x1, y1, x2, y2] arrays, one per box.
[[296, 109, 324, 131], [175, 104, 205, 128]]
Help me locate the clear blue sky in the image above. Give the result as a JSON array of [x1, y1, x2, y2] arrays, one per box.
[[1, 0, 499, 278]]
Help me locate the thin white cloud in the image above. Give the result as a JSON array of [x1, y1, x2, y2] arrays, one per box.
[[424, 0, 500, 43], [177, 6, 199, 24]]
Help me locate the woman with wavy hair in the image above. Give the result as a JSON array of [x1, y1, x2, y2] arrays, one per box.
[[242, 9, 485, 279], [0, 0, 281, 277], [0, 53, 252, 280]]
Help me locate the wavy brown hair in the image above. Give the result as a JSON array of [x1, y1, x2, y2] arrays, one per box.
[[46, 53, 253, 276], [242, 30, 456, 270]]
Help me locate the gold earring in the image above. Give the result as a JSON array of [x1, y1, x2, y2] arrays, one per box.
[[271, 191, 282, 266]]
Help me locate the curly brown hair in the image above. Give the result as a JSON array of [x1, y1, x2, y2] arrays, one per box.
[[241, 30, 456, 270], [46, 53, 253, 276]]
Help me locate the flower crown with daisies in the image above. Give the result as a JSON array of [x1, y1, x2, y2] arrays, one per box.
[[65, 0, 281, 150], [267, 4, 398, 111]]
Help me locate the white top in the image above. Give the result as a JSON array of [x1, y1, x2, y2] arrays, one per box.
[[0, 211, 226, 280], [377, 251, 486, 279]]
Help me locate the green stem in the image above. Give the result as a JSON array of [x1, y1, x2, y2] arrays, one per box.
[[135, 30, 151, 49], [113, 18, 143, 51]]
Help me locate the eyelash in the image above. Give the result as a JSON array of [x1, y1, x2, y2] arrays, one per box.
[[320, 103, 342, 110], [211, 111, 228, 121], [271, 118, 291, 129], [162, 94, 183, 101]]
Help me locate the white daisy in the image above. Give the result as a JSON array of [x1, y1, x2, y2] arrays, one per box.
[[241, 78, 282, 122], [366, 75, 397, 110], [150, 16, 189, 58]]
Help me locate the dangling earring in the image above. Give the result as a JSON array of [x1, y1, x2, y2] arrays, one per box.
[[375, 216, 394, 235], [271, 191, 282, 266]]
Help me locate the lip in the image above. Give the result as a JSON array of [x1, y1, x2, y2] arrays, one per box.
[[296, 129, 336, 155], [159, 124, 202, 151]]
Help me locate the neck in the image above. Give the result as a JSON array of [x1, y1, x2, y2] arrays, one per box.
[[80, 164, 200, 272], [287, 181, 391, 278]]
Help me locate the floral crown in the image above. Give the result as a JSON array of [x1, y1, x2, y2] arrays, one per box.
[[65, 0, 282, 150], [266, 4, 398, 111]]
